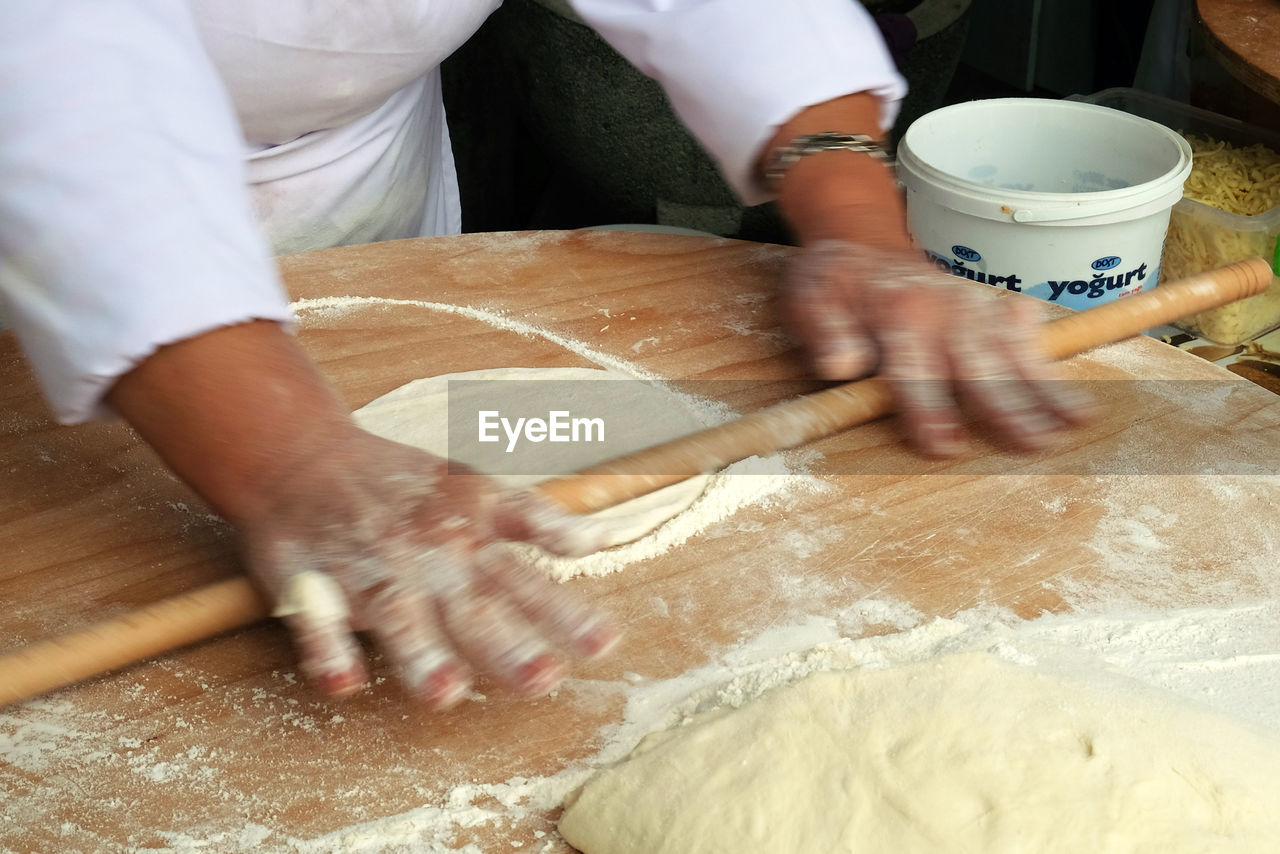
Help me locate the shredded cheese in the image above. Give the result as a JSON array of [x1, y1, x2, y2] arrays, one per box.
[[1162, 133, 1280, 343], [1180, 134, 1280, 215]]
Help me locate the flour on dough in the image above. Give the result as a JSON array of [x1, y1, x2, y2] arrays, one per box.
[[354, 367, 710, 549], [559, 652, 1280, 853]]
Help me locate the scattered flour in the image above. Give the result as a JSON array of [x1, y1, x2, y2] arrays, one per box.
[[1051, 475, 1280, 610], [118, 599, 1275, 853], [4, 297, 1278, 852], [521, 453, 822, 582], [292, 296, 678, 391], [5, 581, 1279, 852]]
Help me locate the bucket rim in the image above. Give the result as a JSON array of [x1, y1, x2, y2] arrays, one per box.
[[897, 98, 1194, 223]]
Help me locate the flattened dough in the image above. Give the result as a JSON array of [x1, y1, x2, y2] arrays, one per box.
[[355, 367, 709, 548], [559, 652, 1280, 853]]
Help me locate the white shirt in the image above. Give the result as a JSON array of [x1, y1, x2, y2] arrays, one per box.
[[0, 0, 904, 423]]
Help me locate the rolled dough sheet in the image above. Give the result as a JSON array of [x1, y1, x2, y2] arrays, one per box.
[[354, 367, 711, 548], [559, 651, 1280, 853]]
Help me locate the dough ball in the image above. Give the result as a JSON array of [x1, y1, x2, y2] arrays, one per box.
[[355, 367, 710, 548], [559, 652, 1280, 853]]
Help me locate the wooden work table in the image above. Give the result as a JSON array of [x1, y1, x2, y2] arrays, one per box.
[[2, 231, 1278, 851]]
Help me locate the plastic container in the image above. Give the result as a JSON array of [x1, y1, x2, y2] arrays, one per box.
[[897, 98, 1193, 312], [1070, 88, 1280, 344]]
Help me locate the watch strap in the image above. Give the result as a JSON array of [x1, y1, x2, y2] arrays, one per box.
[[763, 131, 892, 192]]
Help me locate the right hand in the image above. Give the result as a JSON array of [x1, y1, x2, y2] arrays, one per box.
[[107, 320, 619, 711], [241, 426, 621, 709]]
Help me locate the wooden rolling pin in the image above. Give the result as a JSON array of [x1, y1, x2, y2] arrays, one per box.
[[0, 256, 1270, 707]]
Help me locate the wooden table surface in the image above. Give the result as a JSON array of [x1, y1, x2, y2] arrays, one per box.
[[2, 231, 1279, 852]]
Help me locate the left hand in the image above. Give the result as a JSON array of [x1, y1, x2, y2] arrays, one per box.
[[765, 93, 1095, 456], [781, 241, 1094, 456]]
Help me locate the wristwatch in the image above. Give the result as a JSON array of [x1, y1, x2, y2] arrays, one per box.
[[762, 132, 893, 192]]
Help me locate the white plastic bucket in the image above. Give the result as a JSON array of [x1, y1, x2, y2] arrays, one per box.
[[896, 98, 1193, 311]]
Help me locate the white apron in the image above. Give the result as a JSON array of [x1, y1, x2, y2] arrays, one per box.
[[189, 1, 501, 253]]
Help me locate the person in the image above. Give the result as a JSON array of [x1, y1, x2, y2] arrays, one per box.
[[0, 1, 1089, 710]]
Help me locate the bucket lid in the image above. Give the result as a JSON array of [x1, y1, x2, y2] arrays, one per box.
[[896, 99, 1193, 225]]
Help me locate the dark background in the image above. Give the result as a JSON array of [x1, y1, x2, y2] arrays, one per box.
[[440, 0, 1170, 243]]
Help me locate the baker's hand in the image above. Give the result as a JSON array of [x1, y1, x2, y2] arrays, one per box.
[[782, 241, 1094, 456], [764, 93, 1094, 456], [241, 426, 620, 709], [107, 320, 619, 712]]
